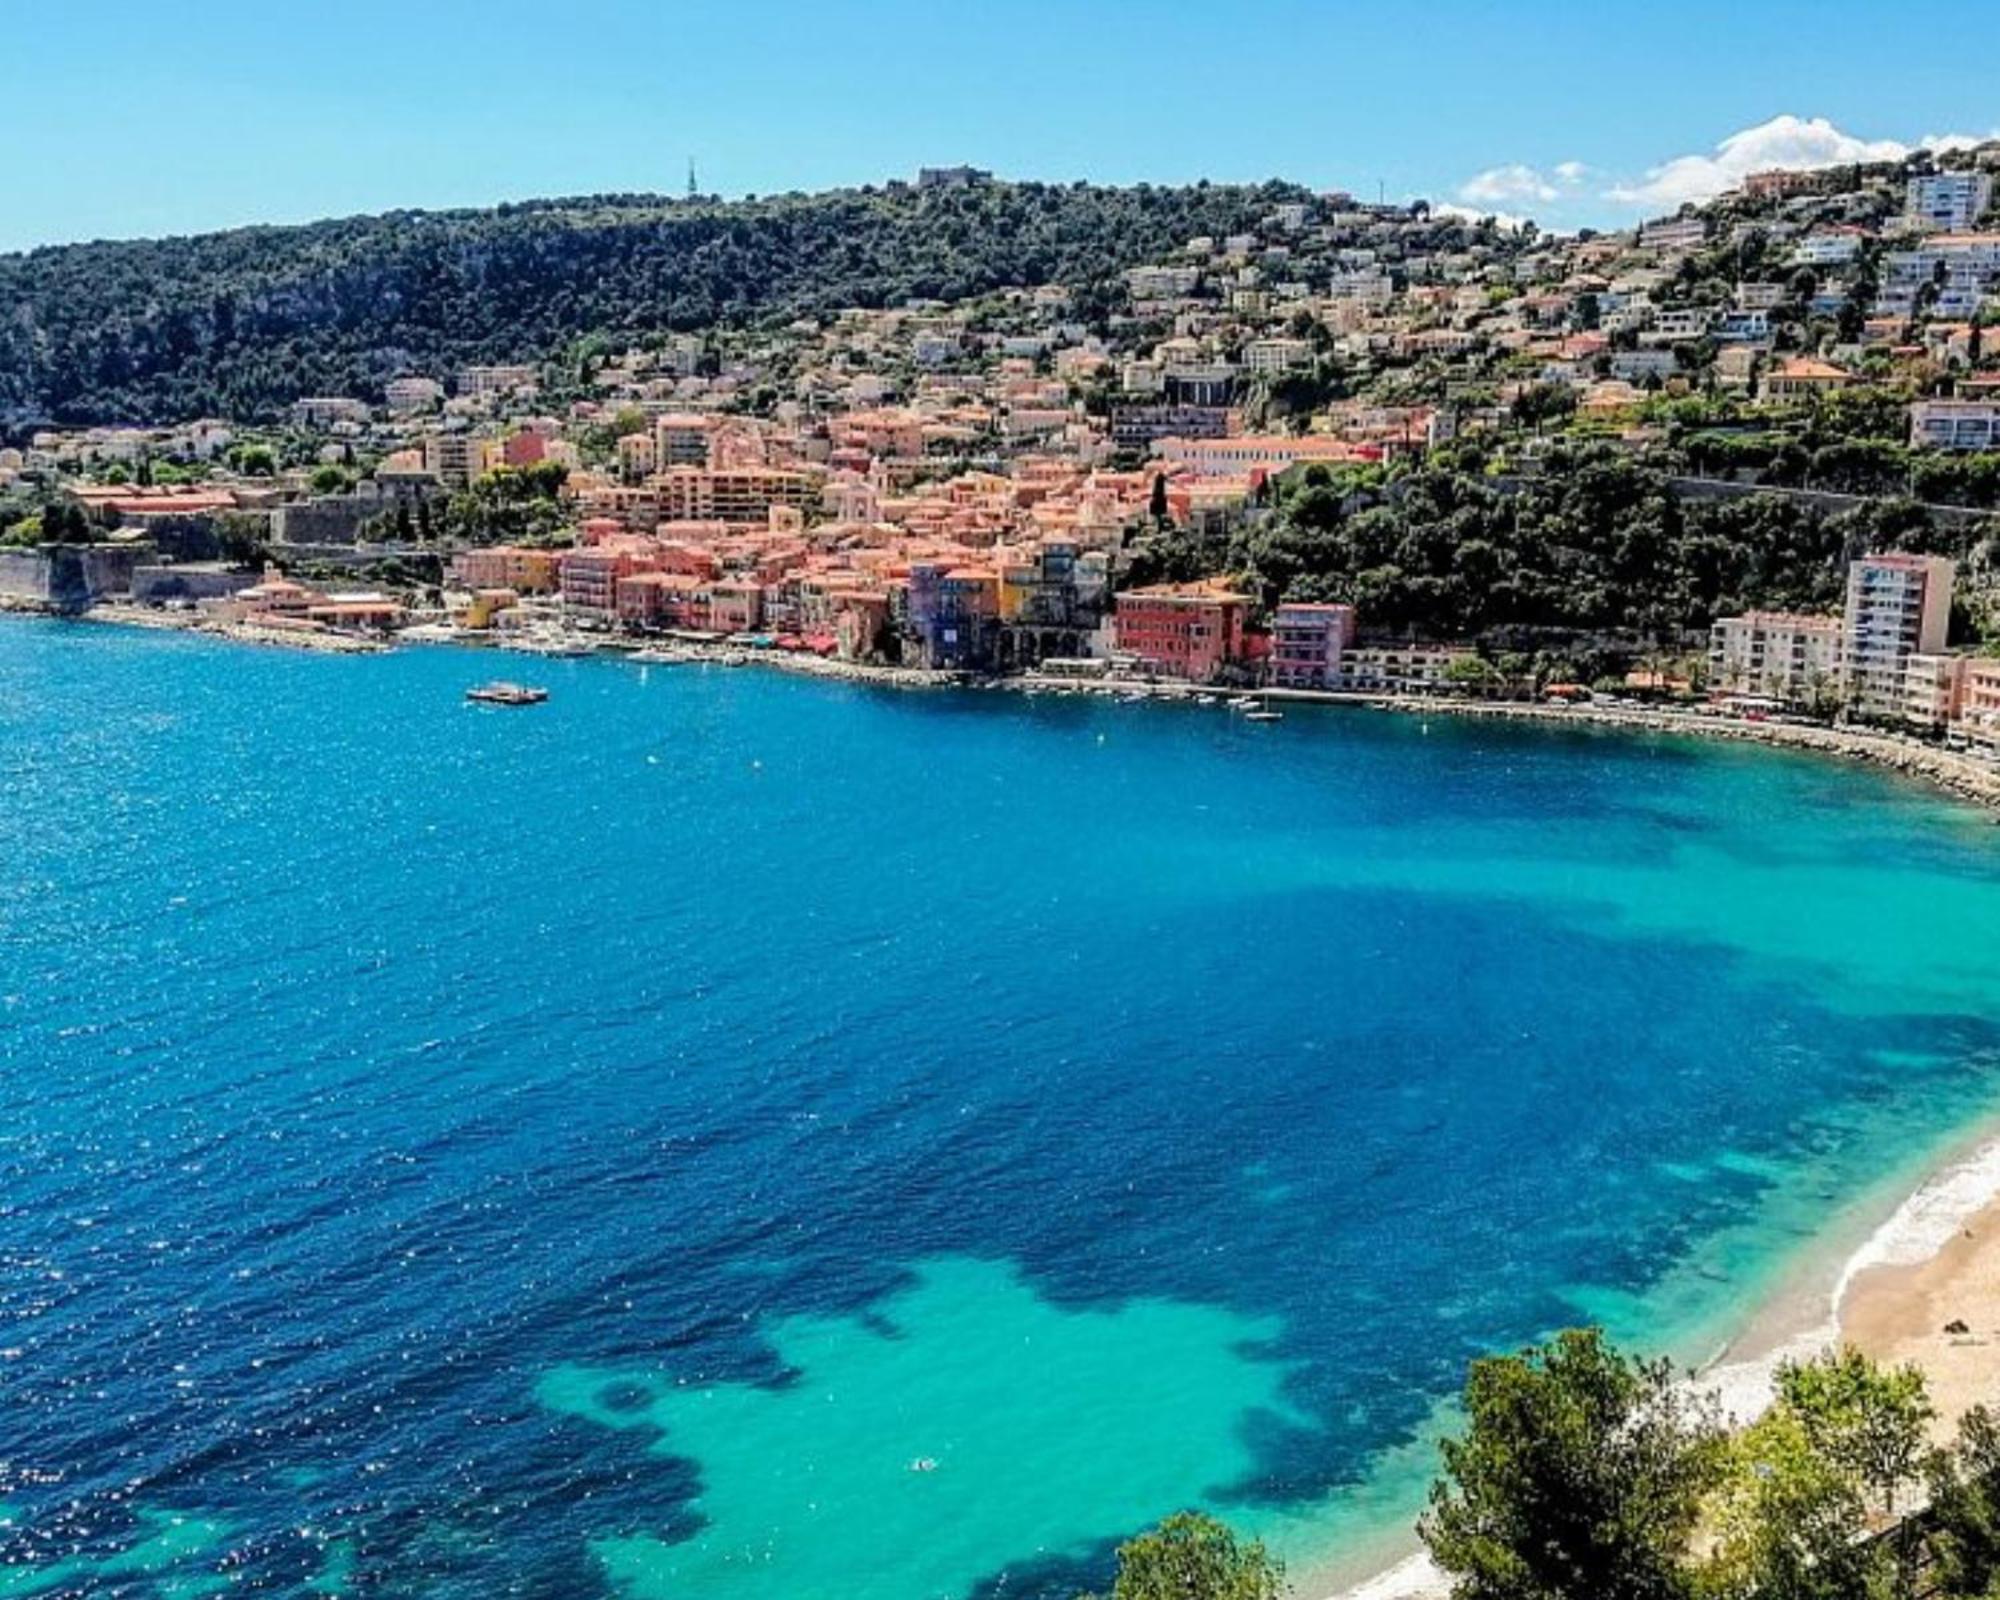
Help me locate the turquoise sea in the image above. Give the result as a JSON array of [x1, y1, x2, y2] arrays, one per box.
[[5, 618, 2000, 1599]]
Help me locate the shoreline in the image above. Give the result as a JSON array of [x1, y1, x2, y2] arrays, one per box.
[[1, 597, 389, 655], [1318, 1117, 2000, 1600], [14, 600, 2000, 817], [1343, 695, 2000, 818]]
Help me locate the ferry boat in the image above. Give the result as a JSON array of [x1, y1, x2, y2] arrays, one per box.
[[465, 681, 549, 707]]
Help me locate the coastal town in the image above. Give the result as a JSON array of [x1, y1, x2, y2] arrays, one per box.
[[6, 152, 2000, 768], [17, 6, 2000, 1594]]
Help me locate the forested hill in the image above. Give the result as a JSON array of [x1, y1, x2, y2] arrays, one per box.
[[0, 181, 1306, 427]]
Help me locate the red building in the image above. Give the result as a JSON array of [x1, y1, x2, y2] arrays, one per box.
[[1112, 581, 1249, 683]]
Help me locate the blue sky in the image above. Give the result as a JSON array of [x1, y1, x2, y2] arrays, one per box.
[[1, 0, 1993, 252]]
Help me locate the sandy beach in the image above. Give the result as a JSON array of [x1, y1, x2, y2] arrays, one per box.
[[1843, 1187, 2000, 1440], [1323, 1132, 2000, 1600]]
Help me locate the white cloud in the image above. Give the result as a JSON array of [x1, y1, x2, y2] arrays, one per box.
[[1459, 163, 1558, 204], [1919, 130, 1992, 155], [1432, 201, 1530, 232], [1603, 114, 1993, 209], [1552, 161, 1591, 187]]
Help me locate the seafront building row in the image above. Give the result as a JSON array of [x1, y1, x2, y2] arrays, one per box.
[[1707, 551, 2000, 749], [444, 515, 1474, 693]]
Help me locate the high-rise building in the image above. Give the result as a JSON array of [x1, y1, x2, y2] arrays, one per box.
[[1842, 553, 1956, 721]]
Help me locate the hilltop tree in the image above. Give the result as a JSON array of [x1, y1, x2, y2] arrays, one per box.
[[40, 499, 91, 543], [0, 182, 1312, 424]]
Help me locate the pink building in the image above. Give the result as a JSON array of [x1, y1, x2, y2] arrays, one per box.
[[615, 571, 710, 630], [709, 579, 765, 634], [502, 429, 549, 467], [560, 541, 658, 614], [1269, 602, 1358, 688]]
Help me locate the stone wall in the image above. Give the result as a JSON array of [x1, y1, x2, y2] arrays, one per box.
[[0, 549, 54, 602], [129, 566, 260, 604], [0, 544, 154, 609]]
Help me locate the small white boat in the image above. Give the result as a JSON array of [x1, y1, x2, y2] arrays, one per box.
[[1245, 708, 1285, 722], [466, 681, 549, 706]]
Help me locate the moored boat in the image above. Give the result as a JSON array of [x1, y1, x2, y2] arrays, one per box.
[[465, 681, 549, 706]]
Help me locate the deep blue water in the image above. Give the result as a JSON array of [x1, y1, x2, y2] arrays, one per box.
[[4, 619, 2000, 1598]]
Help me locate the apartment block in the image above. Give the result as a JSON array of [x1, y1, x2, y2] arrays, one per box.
[[1907, 172, 1994, 233], [1268, 603, 1358, 689], [1910, 400, 2000, 452], [1707, 611, 1844, 706], [1843, 553, 1956, 721]]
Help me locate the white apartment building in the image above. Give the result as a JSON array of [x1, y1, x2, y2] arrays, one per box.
[[1903, 653, 1966, 728], [659, 334, 706, 377], [1884, 236, 2000, 298], [422, 433, 494, 488], [1242, 338, 1314, 374], [1910, 400, 2000, 452], [458, 364, 539, 399], [1707, 612, 1844, 706], [1792, 232, 1863, 268], [1337, 644, 1478, 693], [383, 377, 443, 414], [1843, 553, 1956, 722], [1125, 265, 1202, 299], [1650, 307, 1713, 342], [1640, 216, 1709, 252], [1326, 272, 1396, 309], [290, 396, 370, 429], [1609, 349, 1680, 382], [1907, 172, 1995, 234]]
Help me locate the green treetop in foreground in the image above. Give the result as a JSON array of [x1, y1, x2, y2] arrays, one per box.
[[1420, 1327, 1726, 1600], [1417, 1329, 1990, 1600], [1080, 1511, 1285, 1600]]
